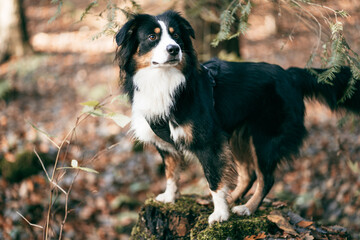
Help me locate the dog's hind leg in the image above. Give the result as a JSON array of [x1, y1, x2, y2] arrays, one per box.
[[228, 127, 256, 203], [155, 149, 182, 203], [232, 137, 275, 216], [228, 162, 256, 203]]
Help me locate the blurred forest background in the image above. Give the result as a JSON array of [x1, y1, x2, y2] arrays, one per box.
[[0, 0, 360, 239]]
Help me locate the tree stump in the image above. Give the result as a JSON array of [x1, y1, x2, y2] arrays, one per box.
[[131, 195, 351, 239]]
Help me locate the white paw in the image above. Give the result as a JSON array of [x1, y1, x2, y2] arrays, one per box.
[[232, 205, 251, 216], [208, 210, 230, 226], [155, 192, 176, 203]]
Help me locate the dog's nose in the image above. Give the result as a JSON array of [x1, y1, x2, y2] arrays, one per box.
[[166, 45, 180, 56]]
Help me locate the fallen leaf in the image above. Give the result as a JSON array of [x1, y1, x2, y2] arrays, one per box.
[[272, 201, 287, 208], [244, 232, 266, 240], [287, 211, 304, 225], [297, 220, 314, 228], [195, 198, 211, 205], [244, 235, 257, 240], [303, 232, 315, 240], [329, 225, 348, 233], [267, 210, 298, 236], [255, 232, 266, 239], [4, 152, 16, 163]]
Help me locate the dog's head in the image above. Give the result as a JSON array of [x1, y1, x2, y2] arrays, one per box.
[[115, 11, 195, 77]]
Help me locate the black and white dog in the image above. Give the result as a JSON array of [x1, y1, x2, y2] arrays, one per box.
[[115, 10, 360, 225]]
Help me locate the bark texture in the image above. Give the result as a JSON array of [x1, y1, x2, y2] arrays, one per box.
[[131, 195, 351, 240], [0, 0, 31, 63]]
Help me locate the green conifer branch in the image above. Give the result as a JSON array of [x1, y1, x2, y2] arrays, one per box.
[[211, 0, 251, 47]]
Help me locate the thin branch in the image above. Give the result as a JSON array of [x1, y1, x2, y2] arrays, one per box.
[[34, 149, 51, 181], [84, 141, 122, 165], [16, 211, 44, 229], [34, 148, 67, 195], [51, 181, 67, 195], [28, 121, 60, 149], [58, 169, 79, 240], [290, 0, 322, 52], [43, 94, 113, 240]]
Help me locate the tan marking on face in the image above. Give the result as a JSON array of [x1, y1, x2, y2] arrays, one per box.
[[174, 54, 186, 72], [169, 27, 174, 33], [175, 61, 184, 71], [154, 27, 160, 34], [134, 50, 153, 70]]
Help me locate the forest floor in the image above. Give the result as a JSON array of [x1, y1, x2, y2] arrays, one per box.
[[0, 0, 360, 239]]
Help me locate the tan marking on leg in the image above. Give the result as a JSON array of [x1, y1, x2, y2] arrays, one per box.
[[228, 127, 255, 203], [220, 142, 238, 190], [228, 162, 254, 203], [169, 27, 174, 33], [182, 123, 193, 144], [156, 153, 182, 203], [164, 155, 179, 180], [230, 126, 252, 163], [233, 137, 266, 215], [154, 27, 160, 34]]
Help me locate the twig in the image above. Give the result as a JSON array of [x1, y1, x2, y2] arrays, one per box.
[[44, 113, 92, 240], [16, 211, 44, 229], [34, 149, 51, 181], [43, 94, 113, 240], [84, 141, 122, 165], [34, 148, 67, 194], [58, 169, 80, 240], [28, 121, 60, 149], [289, 0, 322, 52]]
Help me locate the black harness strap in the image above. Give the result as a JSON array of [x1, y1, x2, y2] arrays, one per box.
[[202, 64, 216, 88], [202, 64, 216, 105]]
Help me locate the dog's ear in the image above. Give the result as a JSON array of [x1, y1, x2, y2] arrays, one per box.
[[179, 17, 195, 39], [162, 11, 195, 39], [116, 18, 137, 46], [172, 12, 195, 39]]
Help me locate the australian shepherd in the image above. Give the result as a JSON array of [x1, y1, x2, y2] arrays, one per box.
[[115, 10, 360, 225]]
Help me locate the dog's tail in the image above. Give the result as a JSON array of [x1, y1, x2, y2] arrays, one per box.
[[286, 66, 360, 113]]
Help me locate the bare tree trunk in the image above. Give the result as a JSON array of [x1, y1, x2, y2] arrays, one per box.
[[0, 0, 32, 63]]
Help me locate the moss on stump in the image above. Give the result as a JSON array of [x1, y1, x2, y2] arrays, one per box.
[[131, 195, 351, 240], [131, 195, 274, 240]]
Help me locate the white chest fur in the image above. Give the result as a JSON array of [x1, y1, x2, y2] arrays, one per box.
[[130, 67, 185, 144]]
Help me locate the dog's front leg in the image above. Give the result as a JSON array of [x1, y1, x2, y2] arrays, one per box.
[[209, 186, 229, 225], [155, 150, 181, 203], [196, 144, 235, 225]]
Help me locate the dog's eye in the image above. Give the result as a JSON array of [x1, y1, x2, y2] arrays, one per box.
[[173, 33, 179, 39], [148, 34, 157, 41]]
